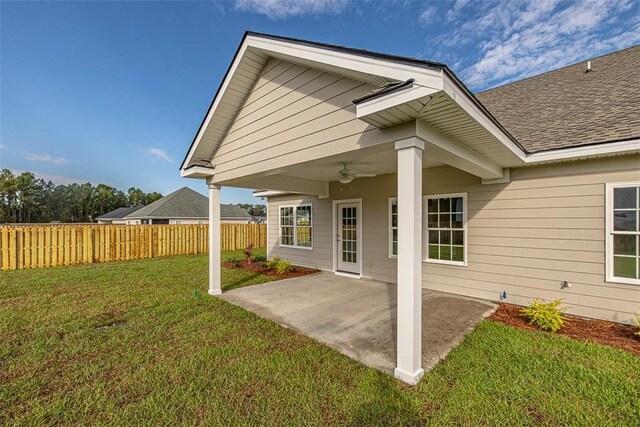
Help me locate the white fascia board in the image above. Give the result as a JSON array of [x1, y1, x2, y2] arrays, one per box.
[[182, 41, 250, 169], [246, 35, 443, 88], [442, 74, 527, 163], [417, 121, 504, 179], [253, 190, 291, 197], [525, 138, 640, 163], [253, 175, 329, 198], [356, 86, 441, 119], [180, 166, 216, 179]]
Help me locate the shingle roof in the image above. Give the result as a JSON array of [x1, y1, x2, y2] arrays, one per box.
[[476, 45, 640, 153], [125, 187, 208, 219], [220, 204, 251, 219], [124, 187, 251, 220], [96, 204, 144, 220]]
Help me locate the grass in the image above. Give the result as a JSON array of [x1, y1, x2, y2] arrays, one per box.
[[1, 253, 639, 425]]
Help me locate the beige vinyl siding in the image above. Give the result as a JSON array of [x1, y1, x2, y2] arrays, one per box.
[[211, 59, 392, 183], [267, 195, 333, 271], [267, 155, 640, 323], [425, 155, 640, 324]]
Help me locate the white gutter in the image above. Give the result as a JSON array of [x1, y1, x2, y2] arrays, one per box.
[[525, 138, 640, 164]]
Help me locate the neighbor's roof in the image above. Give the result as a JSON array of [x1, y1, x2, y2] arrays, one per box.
[[125, 187, 208, 219], [124, 187, 251, 219], [221, 204, 252, 219], [476, 45, 640, 153], [96, 204, 144, 220]]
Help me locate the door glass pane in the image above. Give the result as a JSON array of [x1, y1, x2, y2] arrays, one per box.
[[340, 206, 357, 264]]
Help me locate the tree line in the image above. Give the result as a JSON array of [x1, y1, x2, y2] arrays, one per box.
[[0, 169, 163, 224], [238, 204, 266, 217]]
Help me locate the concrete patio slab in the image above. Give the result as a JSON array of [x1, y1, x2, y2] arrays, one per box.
[[221, 271, 497, 375]]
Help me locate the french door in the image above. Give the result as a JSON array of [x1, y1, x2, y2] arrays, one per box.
[[337, 202, 360, 274]]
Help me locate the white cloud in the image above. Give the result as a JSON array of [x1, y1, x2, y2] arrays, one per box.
[[25, 153, 70, 166], [419, 5, 438, 24], [143, 147, 173, 162], [430, 0, 640, 90], [445, 0, 471, 21], [234, 0, 349, 19]]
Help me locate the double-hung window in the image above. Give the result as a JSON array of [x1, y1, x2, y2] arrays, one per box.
[[279, 205, 313, 249], [425, 194, 466, 265], [388, 194, 467, 265], [606, 183, 640, 284]]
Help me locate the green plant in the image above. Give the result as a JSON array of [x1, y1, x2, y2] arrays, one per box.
[[275, 259, 293, 275], [254, 255, 267, 262], [228, 257, 242, 267], [520, 299, 568, 333], [266, 256, 281, 270], [634, 314, 640, 337]]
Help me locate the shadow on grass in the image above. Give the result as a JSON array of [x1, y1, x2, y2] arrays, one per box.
[[222, 273, 269, 292], [347, 373, 423, 426]]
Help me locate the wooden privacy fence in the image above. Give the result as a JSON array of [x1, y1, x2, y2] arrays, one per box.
[[0, 223, 266, 271]]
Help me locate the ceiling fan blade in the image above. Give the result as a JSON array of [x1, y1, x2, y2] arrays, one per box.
[[353, 173, 376, 178]]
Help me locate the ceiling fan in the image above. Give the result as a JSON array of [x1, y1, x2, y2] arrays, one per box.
[[337, 163, 376, 184]]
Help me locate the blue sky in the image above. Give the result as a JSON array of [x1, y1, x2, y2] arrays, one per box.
[[1, 0, 638, 204]]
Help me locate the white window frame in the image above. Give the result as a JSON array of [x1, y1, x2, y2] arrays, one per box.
[[278, 204, 313, 250], [423, 193, 468, 267], [389, 197, 398, 259], [175, 220, 182, 225], [605, 182, 640, 285]]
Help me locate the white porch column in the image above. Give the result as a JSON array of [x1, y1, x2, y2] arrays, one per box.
[[394, 137, 424, 384], [207, 179, 222, 296]]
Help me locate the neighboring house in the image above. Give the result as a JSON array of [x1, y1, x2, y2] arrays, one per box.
[[123, 186, 251, 224], [180, 32, 639, 384], [96, 205, 144, 224], [220, 204, 253, 224]]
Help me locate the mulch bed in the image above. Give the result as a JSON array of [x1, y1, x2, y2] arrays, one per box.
[[490, 303, 640, 356], [222, 259, 319, 280]]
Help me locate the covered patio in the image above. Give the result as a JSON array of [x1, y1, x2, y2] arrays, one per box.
[[221, 272, 497, 375], [180, 33, 527, 384]]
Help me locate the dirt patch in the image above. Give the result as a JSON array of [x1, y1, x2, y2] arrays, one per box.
[[222, 259, 319, 280], [490, 303, 640, 356]]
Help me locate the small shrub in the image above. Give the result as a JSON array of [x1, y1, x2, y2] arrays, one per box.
[[266, 256, 281, 270], [228, 257, 242, 267], [634, 314, 640, 337], [520, 299, 568, 333], [275, 259, 293, 275], [254, 255, 266, 262], [243, 243, 254, 264]]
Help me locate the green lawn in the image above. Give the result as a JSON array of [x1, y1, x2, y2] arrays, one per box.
[[1, 253, 639, 425]]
